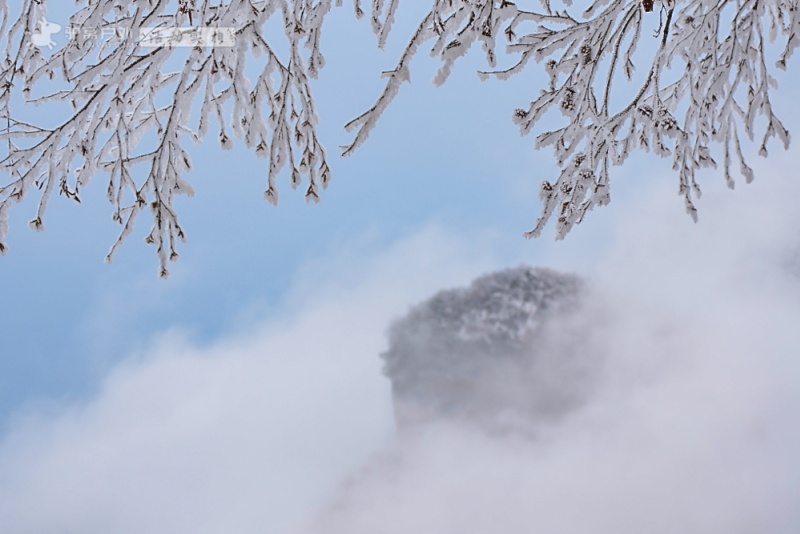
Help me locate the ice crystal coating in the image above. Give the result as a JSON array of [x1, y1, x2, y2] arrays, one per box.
[[0, 1, 796, 273]]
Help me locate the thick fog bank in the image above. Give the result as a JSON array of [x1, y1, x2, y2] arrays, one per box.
[[304, 180, 800, 534]]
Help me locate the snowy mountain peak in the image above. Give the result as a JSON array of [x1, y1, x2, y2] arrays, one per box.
[[382, 265, 585, 433]]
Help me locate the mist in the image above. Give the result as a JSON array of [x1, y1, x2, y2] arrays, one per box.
[[0, 228, 498, 533], [0, 169, 798, 532], [303, 173, 800, 533]]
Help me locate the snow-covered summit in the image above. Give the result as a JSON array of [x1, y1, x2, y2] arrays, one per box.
[[382, 265, 586, 433]]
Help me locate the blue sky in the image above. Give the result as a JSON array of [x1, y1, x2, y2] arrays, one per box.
[[1, 3, 799, 532], [1, 2, 621, 423]]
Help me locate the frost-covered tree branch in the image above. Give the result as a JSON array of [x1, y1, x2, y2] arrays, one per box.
[[1, 0, 335, 276], [0, 0, 796, 275], [348, 0, 796, 238]]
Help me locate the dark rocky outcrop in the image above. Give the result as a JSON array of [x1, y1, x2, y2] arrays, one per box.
[[382, 265, 592, 433]]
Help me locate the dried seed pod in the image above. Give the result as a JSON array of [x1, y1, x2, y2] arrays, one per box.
[[580, 44, 592, 64]]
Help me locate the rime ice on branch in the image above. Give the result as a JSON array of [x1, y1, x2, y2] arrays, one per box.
[[0, 1, 797, 274], [344, 0, 796, 239], [0, 0, 333, 276]]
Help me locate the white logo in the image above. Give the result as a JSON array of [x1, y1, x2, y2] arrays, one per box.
[[31, 17, 62, 49]]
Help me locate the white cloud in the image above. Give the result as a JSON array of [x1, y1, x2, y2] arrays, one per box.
[[1, 162, 799, 534], [0, 227, 498, 534], [302, 169, 800, 533]]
